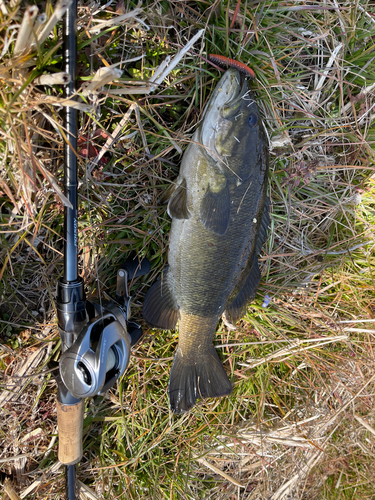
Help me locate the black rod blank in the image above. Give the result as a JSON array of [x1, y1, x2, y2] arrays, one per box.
[[61, 2, 79, 499], [66, 464, 77, 500], [63, 0, 78, 283]]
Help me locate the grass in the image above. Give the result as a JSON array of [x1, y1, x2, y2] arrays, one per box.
[[1, 0, 375, 498]]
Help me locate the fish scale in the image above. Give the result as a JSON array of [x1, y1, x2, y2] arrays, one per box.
[[170, 175, 264, 317], [143, 68, 269, 413]]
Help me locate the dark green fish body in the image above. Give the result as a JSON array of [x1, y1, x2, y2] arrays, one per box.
[[143, 69, 269, 413]]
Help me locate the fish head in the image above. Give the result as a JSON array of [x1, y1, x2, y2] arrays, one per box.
[[200, 69, 264, 174]]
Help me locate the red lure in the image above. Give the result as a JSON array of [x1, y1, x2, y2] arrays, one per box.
[[208, 54, 255, 80]]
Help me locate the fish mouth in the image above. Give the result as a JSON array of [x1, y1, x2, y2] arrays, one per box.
[[220, 72, 248, 118], [200, 69, 248, 160]]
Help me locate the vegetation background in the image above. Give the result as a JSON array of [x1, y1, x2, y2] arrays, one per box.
[[1, 0, 375, 498]]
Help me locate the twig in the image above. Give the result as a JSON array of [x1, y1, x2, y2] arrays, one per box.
[[13, 5, 39, 56], [20, 462, 61, 499], [0, 454, 32, 464], [77, 480, 99, 500], [354, 415, 375, 437], [195, 456, 246, 488], [134, 104, 150, 155], [88, 103, 137, 173], [148, 29, 205, 91], [312, 43, 343, 105], [239, 335, 349, 369], [88, 7, 143, 32], [4, 480, 21, 500]]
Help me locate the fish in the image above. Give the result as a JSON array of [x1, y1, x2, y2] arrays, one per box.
[[143, 68, 269, 413]]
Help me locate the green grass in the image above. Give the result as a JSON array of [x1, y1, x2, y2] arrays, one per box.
[[1, 0, 375, 499]]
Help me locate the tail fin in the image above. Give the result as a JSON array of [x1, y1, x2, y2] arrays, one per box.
[[168, 347, 232, 413]]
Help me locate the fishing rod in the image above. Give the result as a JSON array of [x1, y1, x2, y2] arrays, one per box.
[[56, 2, 149, 497]]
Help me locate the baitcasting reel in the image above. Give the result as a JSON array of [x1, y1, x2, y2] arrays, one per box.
[[59, 258, 150, 399]]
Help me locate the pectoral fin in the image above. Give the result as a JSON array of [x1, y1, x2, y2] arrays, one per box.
[[200, 180, 230, 235], [143, 268, 179, 329], [167, 178, 190, 219]]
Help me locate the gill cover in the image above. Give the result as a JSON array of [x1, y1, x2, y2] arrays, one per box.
[[198, 69, 264, 234], [214, 75, 261, 163], [200, 69, 243, 162]]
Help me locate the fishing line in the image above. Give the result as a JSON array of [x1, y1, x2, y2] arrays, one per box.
[[84, 126, 104, 316], [236, 180, 253, 214], [84, 30, 104, 316]]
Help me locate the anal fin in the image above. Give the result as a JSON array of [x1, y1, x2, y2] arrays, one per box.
[[142, 268, 179, 329]]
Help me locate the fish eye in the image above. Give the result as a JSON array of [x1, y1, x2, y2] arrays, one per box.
[[248, 113, 258, 127]]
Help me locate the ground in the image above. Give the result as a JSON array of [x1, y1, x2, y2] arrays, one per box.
[[1, 1, 375, 499]]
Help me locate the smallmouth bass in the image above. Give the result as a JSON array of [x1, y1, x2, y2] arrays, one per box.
[[143, 68, 269, 413]]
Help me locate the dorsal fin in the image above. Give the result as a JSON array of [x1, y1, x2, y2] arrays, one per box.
[[224, 257, 261, 324], [255, 196, 270, 254], [224, 198, 269, 324]]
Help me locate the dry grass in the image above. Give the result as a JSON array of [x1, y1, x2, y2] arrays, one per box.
[[1, 0, 375, 499]]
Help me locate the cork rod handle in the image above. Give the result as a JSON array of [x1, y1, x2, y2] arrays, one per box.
[[57, 400, 84, 465]]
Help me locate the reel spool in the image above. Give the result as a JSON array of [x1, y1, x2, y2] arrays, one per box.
[[59, 258, 150, 399]]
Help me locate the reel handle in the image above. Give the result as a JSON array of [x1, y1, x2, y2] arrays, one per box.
[[127, 320, 143, 347], [120, 257, 151, 279], [116, 257, 150, 307]]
